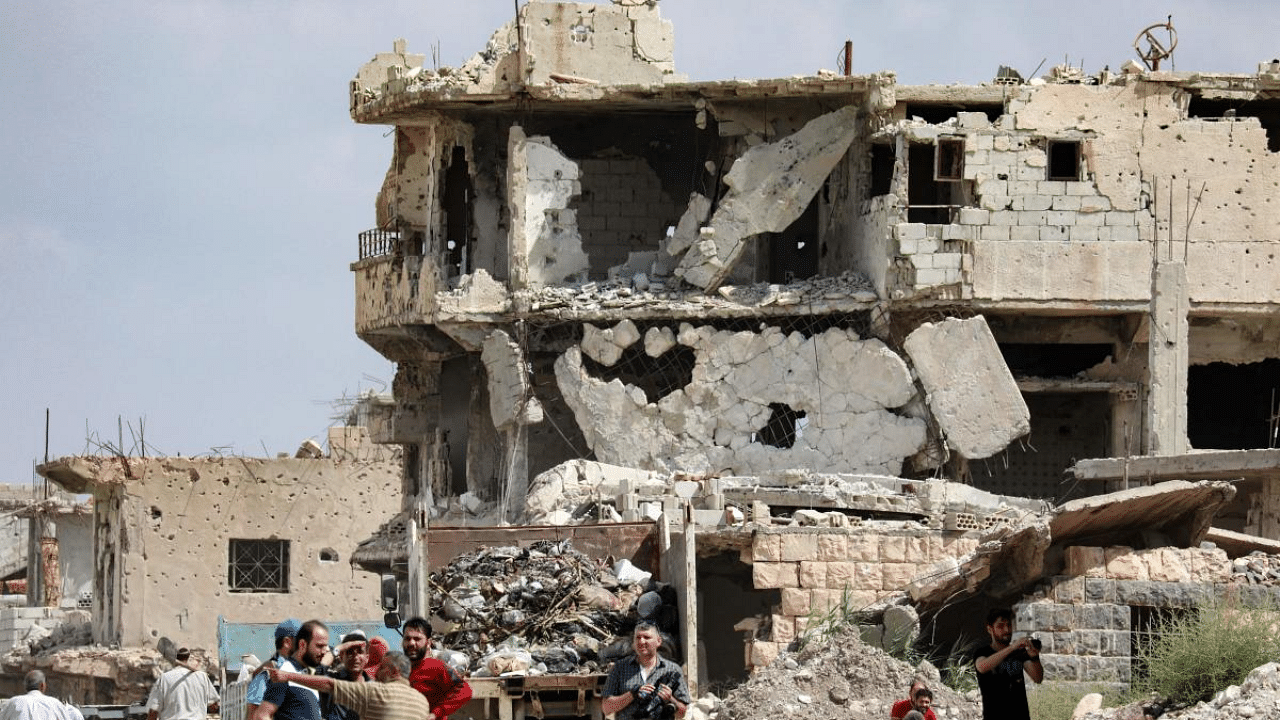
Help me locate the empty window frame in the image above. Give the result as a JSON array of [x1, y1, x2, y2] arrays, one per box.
[[1047, 140, 1082, 181], [935, 137, 966, 181], [229, 539, 290, 593]]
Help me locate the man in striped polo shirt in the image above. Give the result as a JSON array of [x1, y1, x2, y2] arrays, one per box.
[[261, 652, 430, 720]]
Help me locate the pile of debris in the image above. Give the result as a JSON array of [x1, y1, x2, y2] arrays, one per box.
[[1228, 551, 1280, 586], [427, 540, 676, 676], [716, 624, 980, 720], [1079, 662, 1280, 720]]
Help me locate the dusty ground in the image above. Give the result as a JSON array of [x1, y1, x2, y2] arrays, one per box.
[[714, 626, 981, 720]]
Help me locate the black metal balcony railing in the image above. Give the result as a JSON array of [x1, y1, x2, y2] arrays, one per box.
[[358, 228, 399, 260]]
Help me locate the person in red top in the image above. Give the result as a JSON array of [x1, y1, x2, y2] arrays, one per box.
[[401, 617, 472, 720], [889, 682, 937, 720]]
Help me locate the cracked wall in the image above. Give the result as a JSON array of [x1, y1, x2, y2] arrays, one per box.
[[555, 323, 927, 476]]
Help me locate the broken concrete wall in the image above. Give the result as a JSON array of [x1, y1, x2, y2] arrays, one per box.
[[508, 128, 591, 288], [674, 106, 862, 290], [521, 1, 682, 86], [903, 316, 1030, 459], [43, 456, 399, 652], [577, 155, 681, 278], [556, 323, 927, 476]]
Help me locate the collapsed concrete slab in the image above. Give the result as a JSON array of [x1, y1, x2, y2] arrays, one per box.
[[903, 315, 1030, 459], [1050, 479, 1235, 548], [674, 106, 861, 290], [555, 324, 927, 476]]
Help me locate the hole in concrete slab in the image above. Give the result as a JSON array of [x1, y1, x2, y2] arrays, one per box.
[[580, 342, 697, 404], [1188, 358, 1280, 449], [319, 548, 339, 563], [752, 403, 807, 449]]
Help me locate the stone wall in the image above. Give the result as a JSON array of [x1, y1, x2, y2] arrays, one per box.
[[1017, 545, 1280, 687], [745, 527, 980, 668]]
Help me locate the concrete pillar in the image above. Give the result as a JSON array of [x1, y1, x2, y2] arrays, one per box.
[[405, 496, 431, 618], [1147, 261, 1189, 455], [40, 536, 60, 608], [506, 125, 529, 294]]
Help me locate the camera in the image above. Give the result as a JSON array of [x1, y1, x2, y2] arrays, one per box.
[[1030, 637, 1042, 651], [634, 687, 673, 720]]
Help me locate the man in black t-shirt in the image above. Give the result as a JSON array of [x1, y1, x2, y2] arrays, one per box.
[[970, 608, 1043, 720]]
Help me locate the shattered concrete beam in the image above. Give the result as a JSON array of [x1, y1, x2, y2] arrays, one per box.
[[1069, 448, 1280, 482], [674, 105, 860, 291], [1050, 480, 1235, 549], [1203, 527, 1280, 558]]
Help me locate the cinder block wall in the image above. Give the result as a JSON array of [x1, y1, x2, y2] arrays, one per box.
[[0, 606, 70, 654], [577, 156, 681, 277]]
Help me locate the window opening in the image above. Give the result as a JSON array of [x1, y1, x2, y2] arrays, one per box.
[[442, 146, 473, 278], [1131, 606, 1192, 680], [935, 137, 965, 181], [1047, 140, 1082, 181], [229, 539, 289, 593], [907, 143, 959, 224], [870, 144, 894, 197]]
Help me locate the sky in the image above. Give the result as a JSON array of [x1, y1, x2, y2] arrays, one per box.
[[2, 0, 1277, 484]]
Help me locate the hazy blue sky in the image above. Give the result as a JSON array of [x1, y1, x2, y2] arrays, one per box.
[[2, 1, 1276, 483]]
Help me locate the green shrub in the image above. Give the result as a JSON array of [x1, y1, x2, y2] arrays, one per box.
[[1027, 683, 1129, 720], [1135, 598, 1280, 707]]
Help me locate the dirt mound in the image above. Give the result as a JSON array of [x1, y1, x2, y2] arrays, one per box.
[[718, 626, 981, 720]]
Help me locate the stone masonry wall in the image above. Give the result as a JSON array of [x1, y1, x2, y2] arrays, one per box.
[[1018, 545, 1280, 687], [746, 528, 979, 668]]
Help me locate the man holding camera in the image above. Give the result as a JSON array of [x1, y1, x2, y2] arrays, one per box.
[[970, 608, 1043, 720], [602, 623, 690, 720]]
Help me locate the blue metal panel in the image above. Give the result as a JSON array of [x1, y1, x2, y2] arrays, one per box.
[[217, 615, 402, 673]]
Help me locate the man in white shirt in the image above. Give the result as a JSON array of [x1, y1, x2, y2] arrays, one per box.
[[0, 670, 84, 720], [146, 648, 220, 720]]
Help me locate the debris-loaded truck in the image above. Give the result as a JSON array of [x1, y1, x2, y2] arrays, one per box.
[[219, 519, 697, 720]]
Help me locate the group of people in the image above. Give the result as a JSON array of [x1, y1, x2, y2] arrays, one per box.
[[244, 617, 472, 720], [891, 607, 1044, 720], [137, 605, 1034, 720]]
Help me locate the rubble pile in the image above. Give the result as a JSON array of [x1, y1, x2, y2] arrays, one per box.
[[717, 624, 981, 720], [1228, 552, 1280, 585], [1080, 662, 1280, 720], [522, 271, 876, 313], [428, 540, 672, 676]]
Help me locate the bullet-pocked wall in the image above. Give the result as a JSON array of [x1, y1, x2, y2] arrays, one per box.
[[73, 456, 400, 651]]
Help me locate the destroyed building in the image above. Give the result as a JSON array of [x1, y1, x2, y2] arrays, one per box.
[[25, 427, 400, 702], [345, 0, 1280, 693]]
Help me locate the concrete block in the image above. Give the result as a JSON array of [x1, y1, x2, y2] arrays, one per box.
[[780, 533, 820, 562], [1069, 226, 1100, 242], [980, 194, 1012, 211], [1111, 226, 1140, 242], [1017, 210, 1048, 226], [854, 563, 882, 591], [816, 534, 847, 561], [847, 534, 880, 562], [1147, 548, 1191, 583], [932, 253, 963, 270], [881, 562, 916, 590], [977, 179, 1008, 197], [899, 237, 918, 255], [1046, 210, 1076, 225], [1015, 165, 1043, 181], [753, 562, 799, 589], [1014, 195, 1053, 212], [1051, 195, 1082, 211], [1066, 181, 1095, 196], [903, 316, 1031, 459], [799, 561, 828, 588], [1040, 226, 1070, 241], [1079, 197, 1112, 212], [826, 561, 856, 588], [915, 268, 952, 286], [897, 223, 927, 241], [780, 587, 811, 616], [1105, 211, 1136, 226], [752, 533, 782, 562], [1189, 548, 1230, 583], [958, 208, 990, 225], [1010, 225, 1040, 241], [989, 210, 1017, 226], [880, 535, 908, 562], [1038, 180, 1066, 196], [771, 614, 796, 644], [974, 133, 994, 150], [1074, 211, 1106, 227], [980, 226, 1011, 242], [750, 641, 779, 668]]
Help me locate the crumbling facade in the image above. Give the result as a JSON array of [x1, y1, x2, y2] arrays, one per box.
[[348, 0, 1280, 690], [35, 432, 400, 656]]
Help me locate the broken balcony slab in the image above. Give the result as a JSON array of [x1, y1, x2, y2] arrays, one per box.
[[1069, 448, 1280, 482], [673, 105, 861, 291], [902, 315, 1030, 459], [1050, 479, 1236, 549], [1203, 526, 1280, 558]]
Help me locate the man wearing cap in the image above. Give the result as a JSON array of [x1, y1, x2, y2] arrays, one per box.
[[146, 648, 220, 720], [260, 652, 429, 720], [323, 630, 370, 720], [246, 619, 302, 719], [0, 670, 85, 720]]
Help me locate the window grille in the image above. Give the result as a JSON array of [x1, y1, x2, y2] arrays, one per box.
[[229, 539, 290, 593]]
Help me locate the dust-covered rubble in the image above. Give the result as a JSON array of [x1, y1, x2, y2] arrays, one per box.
[[715, 624, 981, 720], [1078, 662, 1280, 720]]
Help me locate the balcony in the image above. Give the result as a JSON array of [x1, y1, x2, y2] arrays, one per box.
[[358, 228, 398, 260]]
